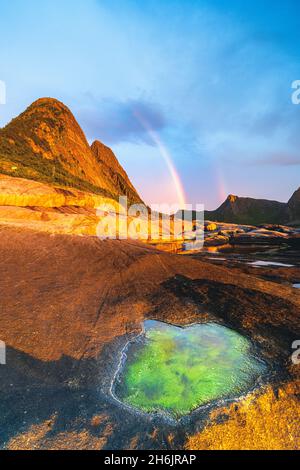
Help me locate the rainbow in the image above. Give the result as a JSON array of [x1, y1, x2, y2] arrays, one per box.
[[133, 109, 186, 209], [214, 162, 228, 203]]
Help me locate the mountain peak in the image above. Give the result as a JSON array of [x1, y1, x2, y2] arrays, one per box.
[[91, 140, 115, 163], [288, 187, 300, 204], [22, 97, 75, 123], [28, 96, 68, 109], [91, 140, 142, 204], [286, 187, 300, 224], [227, 194, 238, 203], [0, 97, 142, 204], [206, 192, 286, 225], [292, 187, 300, 195], [4, 97, 85, 141]]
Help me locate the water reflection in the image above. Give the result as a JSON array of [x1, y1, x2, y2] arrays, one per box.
[[248, 260, 294, 268]]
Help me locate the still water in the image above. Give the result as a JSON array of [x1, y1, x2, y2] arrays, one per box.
[[248, 260, 294, 268], [114, 321, 266, 419]]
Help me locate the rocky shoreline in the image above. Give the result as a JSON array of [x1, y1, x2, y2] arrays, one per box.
[[203, 221, 300, 248]]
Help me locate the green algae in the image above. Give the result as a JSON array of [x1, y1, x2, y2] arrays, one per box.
[[115, 321, 265, 418]]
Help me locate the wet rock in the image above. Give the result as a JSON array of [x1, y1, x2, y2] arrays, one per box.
[[204, 235, 230, 246], [259, 224, 294, 234], [231, 228, 289, 245], [205, 223, 218, 232]]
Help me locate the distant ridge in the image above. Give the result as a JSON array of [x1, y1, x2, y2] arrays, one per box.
[[176, 189, 300, 226], [205, 194, 286, 225], [0, 97, 142, 204]]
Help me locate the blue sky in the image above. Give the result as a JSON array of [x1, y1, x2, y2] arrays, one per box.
[[0, 0, 299, 208]]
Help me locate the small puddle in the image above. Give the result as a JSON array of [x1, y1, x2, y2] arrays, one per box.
[[113, 321, 266, 419], [293, 283, 300, 289], [248, 260, 294, 268]]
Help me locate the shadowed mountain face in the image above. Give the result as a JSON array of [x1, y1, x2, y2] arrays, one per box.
[[203, 191, 300, 226], [286, 188, 300, 225], [0, 98, 142, 204], [175, 190, 300, 226], [205, 194, 286, 225]]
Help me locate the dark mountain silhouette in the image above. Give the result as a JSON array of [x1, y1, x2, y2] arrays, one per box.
[[176, 190, 300, 226], [205, 194, 286, 225], [285, 188, 300, 225]]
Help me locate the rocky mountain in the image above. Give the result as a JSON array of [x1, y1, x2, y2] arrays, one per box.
[[205, 194, 286, 225], [0, 98, 142, 204], [176, 190, 300, 226], [91, 140, 141, 206], [286, 188, 300, 225]]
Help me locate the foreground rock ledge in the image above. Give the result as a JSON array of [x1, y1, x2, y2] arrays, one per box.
[[0, 226, 299, 450]]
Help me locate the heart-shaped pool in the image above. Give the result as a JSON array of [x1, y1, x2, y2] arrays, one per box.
[[113, 320, 266, 418]]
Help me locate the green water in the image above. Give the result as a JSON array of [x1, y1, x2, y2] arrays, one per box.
[[115, 321, 265, 418]]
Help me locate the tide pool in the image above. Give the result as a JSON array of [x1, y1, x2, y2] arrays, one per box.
[[114, 321, 266, 418]]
